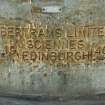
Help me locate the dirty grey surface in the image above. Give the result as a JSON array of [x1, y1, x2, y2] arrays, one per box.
[[0, 0, 105, 102], [0, 97, 105, 105]]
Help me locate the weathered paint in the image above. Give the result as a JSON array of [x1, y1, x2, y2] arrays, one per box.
[[0, 0, 105, 99]]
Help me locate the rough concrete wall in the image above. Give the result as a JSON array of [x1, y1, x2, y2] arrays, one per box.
[[0, 0, 105, 99]]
